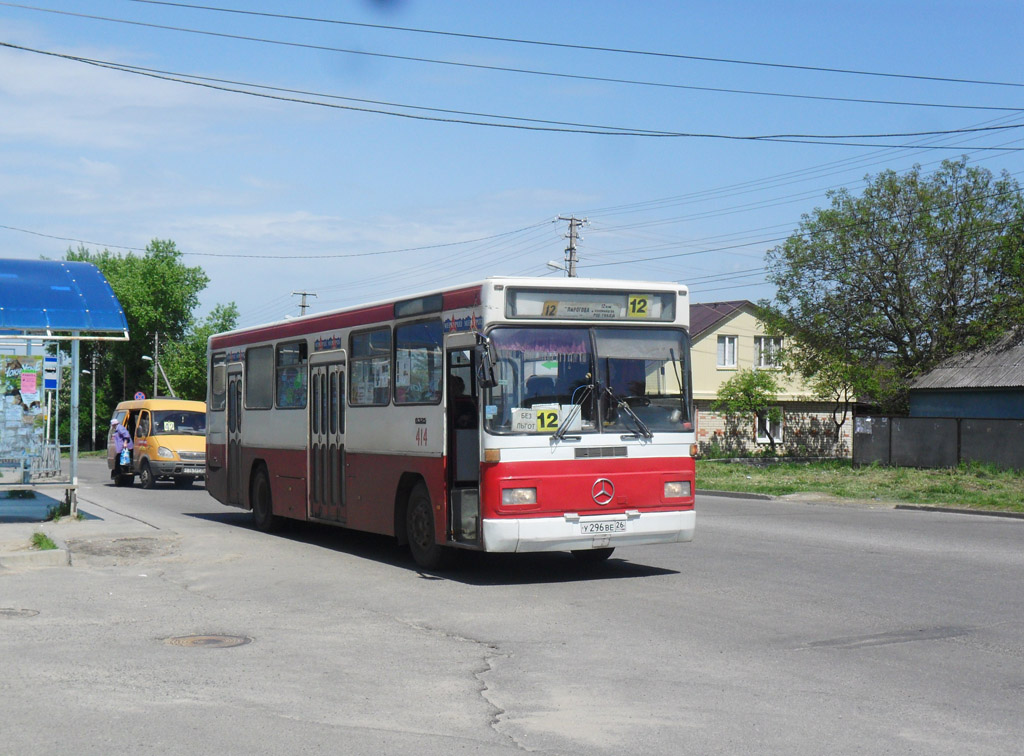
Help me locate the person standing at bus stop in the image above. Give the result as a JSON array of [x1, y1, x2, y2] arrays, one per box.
[[111, 418, 133, 478]]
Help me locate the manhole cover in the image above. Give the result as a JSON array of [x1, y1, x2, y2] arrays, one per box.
[[165, 634, 252, 648], [0, 608, 39, 618]]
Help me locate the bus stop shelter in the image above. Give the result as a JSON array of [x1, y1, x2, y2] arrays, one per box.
[[0, 259, 129, 515]]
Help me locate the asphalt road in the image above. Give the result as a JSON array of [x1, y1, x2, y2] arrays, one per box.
[[2, 458, 1023, 755]]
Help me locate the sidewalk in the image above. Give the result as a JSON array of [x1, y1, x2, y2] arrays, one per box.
[[0, 492, 73, 569], [0, 487, 154, 571]]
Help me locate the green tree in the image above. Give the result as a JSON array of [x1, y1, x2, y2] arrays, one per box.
[[712, 369, 783, 453], [760, 158, 1024, 413], [161, 303, 239, 401], [61, 240, 213, 444]]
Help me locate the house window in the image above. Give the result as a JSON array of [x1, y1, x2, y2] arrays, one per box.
[[756, 411, 783, 444], [755, 337, 783, 368], [717, 335, 737, 368]]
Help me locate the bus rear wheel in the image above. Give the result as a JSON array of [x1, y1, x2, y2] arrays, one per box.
[[571, 547, 615, 564], [406, 482, 450, 570], [251, 467, 281, 533]]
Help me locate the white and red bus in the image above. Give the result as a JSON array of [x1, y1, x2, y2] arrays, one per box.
[[206, 277, 695, 567]]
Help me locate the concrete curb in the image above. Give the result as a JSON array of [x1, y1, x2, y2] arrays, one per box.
[[0, 528, 71, 570], [894, 504, 1024, 520], [699, 489, 1024, 519], [697, 489, 775, 501], [0, 543, 70, 569]]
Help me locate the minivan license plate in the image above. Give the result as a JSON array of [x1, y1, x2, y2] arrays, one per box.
[[580, 521, 625, 534], [182, 467, 203, 475]]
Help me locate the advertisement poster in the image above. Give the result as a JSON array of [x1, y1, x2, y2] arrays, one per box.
[[1, 355, 45, 460]]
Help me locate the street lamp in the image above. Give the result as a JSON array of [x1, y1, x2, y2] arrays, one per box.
[[142, 354, 156, 397], [142, 355, 176, 398]]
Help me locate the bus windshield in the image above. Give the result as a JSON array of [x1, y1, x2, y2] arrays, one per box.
[[483, 326, 692, 435], [150, 410, 207, 436]]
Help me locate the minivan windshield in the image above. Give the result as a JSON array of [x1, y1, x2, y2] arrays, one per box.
[[151, 410, 206, 436], [483, 326, 692, 436]]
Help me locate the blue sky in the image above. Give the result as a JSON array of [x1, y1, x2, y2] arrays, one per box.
[[2, 0, 1022, 329]]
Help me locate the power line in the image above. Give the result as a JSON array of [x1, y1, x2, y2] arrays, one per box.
[[572, 123, 1024, 246], [0, 223, 147, 251], [2, 3, 1022, 113], [119, 0, 1024, 90], [0, 217, 556, 260], [583, 215, 1019, 272], [4, 42, 1023, 149]]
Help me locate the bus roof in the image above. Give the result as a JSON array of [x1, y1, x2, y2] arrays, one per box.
[[210, 276, 689, 349]]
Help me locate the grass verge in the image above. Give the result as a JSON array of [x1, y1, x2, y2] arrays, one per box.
[[31, 533, 57, 551], [696, 459, 1024, 513]]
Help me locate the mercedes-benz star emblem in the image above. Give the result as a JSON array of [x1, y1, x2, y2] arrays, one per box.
[[591, 478, 615, 506]]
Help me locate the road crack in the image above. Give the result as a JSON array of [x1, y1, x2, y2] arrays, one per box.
[[396, 618, 535, 752]]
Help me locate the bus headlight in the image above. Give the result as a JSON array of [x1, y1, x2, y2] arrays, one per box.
[[501, 487, 537, 505], [664, 481, 691, 498], [157, 446, 174, 459]]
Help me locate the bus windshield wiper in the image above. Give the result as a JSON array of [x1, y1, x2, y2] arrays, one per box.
[[553, 383, 593, 441], [603, 385, 653, 439]]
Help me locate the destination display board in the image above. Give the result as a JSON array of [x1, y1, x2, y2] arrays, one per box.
[[505, 288, 676, 322]]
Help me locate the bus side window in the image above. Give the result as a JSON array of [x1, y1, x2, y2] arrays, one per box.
[[210, 353, 226, 410], [395, 320, 443, 405], [276, 341, 308, 409], [350, 328, 392, 406]]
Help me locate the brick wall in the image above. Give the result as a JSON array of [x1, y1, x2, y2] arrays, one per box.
[[695, 400, 852, 458]]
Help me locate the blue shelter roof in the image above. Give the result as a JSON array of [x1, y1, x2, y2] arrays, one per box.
[[0, 259, 129, 337]]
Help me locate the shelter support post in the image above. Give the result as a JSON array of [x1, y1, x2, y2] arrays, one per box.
[[69, 336, 79, 517]]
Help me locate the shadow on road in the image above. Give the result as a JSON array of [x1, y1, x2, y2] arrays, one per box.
[[185, 511, 679, 585]]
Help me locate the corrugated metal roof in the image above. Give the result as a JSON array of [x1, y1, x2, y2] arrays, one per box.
[[911, 331, 1024, 390], [0, 259, 128, 335]]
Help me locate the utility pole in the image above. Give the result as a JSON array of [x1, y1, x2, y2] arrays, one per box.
[[557, 216, 587, 277], [292, 290, 318, 316], [90, 350, 96, 451], [153, 332, 159, 397]]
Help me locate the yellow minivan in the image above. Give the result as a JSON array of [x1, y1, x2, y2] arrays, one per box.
[[107, 398, 206, 488]]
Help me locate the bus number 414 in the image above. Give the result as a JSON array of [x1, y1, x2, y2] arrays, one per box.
[[416, 427, 429, 446]]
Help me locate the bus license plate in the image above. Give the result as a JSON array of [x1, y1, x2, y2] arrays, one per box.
[[580, 521, 626, 535], [182, 467, 203, 475]]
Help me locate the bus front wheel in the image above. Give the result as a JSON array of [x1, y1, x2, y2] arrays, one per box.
[[406, 482, 450, 570]]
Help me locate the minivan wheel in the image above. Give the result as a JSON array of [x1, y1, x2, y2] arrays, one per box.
[[139, 460, 156, 489]]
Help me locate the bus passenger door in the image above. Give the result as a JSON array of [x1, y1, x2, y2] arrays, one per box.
[[309, 360, 346, 523], [226, 369, 243, 507], [447, 348, 480, 545]]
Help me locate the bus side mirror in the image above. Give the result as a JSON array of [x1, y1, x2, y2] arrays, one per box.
[[474, 338, 498, 389]]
